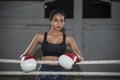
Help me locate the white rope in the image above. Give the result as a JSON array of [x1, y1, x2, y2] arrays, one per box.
[[0, 59, 120, 76], [0, 59, 120, 64], [0, 71, 120, 76]]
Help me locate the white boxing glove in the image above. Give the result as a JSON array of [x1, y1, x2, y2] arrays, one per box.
[[58, 53, 81, 70], [20, 54, 37, 72]]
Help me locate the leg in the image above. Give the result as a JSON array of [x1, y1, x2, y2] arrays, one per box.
[[36, 64, 65, 80]]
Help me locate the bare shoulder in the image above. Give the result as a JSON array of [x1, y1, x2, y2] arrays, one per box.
[[66, 34, 73, 40], [65, 34, 74, 45], [35, 32, 45, 43], [37, 32, 44, 37]]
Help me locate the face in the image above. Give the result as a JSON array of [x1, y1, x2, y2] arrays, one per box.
[[50, 13, 65, 31]]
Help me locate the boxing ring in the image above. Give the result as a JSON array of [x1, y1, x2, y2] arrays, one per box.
[[0, 59, 120, 76]]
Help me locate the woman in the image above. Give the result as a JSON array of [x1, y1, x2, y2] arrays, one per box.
[[20, 9, 84, 80]]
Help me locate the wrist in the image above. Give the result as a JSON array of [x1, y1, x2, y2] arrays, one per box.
[[75, 53, 84, 61]]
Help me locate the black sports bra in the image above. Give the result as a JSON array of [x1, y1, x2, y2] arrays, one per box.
[[41, 32, 66, 57]]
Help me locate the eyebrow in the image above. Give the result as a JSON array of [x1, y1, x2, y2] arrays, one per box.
[[53, 18, 65, 20]]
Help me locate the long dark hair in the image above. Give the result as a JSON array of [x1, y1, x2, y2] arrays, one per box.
[[49, 9, 66, 33], [49, 9, 66, 21]]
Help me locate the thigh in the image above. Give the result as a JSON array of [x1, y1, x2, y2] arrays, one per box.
[[36, 65, 66, 80]]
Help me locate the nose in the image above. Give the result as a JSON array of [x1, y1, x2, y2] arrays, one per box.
[[57, 22, 61, 26], [57, 21, 62, 26]]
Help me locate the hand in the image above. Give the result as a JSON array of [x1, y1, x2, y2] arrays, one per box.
[[20, 54, 37, 72], [75, 53, 84, 62], [58, 53, 79, 70]]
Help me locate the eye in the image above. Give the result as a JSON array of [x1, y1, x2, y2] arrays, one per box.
[[52, 18, 65, 23], [54, 19, 58, 22], [60, 19, 65, 23]]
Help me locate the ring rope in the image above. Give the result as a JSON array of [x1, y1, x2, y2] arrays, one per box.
[[0, 71, 120, 76], [0, 59, 120, 64], [0, 59, 120, 76]]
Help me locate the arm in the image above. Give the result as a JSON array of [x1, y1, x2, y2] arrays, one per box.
[[66, 35, 84, 61], [20, 33, 43, 58]]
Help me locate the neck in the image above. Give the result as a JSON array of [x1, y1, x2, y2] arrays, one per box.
[[48, 30, 62, 35]]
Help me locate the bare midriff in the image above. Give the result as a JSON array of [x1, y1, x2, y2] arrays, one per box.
[[42, 56, 59, 66]]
